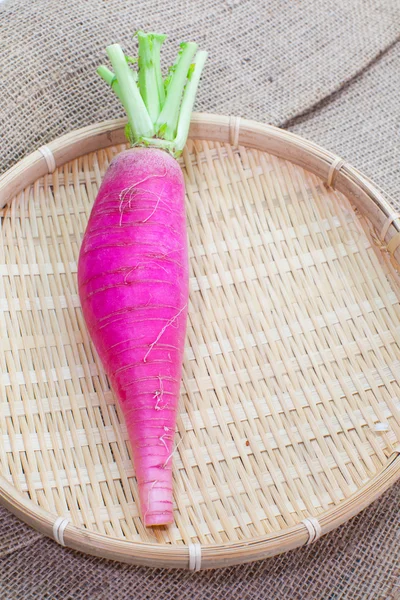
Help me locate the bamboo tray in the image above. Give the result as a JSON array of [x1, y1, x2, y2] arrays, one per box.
[[0, 113, 400, 570]]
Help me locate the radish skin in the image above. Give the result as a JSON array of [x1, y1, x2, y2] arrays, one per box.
[[78, 32, 206, 526], [78, 149, 188, 525]]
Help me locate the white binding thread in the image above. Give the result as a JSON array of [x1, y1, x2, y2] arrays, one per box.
[[302, 517, 322, 545], [188, 542, 202, 571], [380, 213, 400, 242], [53, 517, 70, 547], [38, 145, 56, 174], [229, 115, 241, 148], [326, 157, 345, 189]]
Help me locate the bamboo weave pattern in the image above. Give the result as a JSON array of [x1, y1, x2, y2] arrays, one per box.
[[1, 140, 399, 549]]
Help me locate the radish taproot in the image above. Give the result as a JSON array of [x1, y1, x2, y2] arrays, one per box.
[[78, 32, 207, 526]]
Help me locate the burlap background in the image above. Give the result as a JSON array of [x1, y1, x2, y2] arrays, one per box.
[[288, 41, 400, 201], [1, 0, 400, 173], [1, 0, 400, 598]]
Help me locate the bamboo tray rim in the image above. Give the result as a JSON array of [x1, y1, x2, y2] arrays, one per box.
[[0, 113, 399, 570]]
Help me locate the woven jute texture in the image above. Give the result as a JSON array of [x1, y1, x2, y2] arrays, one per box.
[[288, 41, 400, 203], [1, 0, 400, 173], [2, 0, 400, 597]]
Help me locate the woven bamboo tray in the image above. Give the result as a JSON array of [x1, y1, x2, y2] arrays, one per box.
[[0, 113, 400, 570]]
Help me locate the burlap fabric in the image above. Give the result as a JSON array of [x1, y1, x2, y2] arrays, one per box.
[[1, 0, 400, 598], [288, 41, 400, 202], [1, 0, 400, 173]]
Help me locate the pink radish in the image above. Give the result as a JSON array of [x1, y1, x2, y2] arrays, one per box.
[[78, 32, 207, 526]]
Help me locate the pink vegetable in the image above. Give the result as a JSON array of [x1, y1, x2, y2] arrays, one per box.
[[78, 32, 206, 526]]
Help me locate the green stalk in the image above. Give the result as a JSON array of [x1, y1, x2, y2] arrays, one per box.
[[97, 65, 122, 101], [97, 33, 206, 156], [163, 46, 182, 94], [151, 33, 167, 106], [175, 51, 208, 153], [137, 31, 161, 123], [155, 42, 198, 140], [137, 137, 176, 152], [106, 44, 154, 139]]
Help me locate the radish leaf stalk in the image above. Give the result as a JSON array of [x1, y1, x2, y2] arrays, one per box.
[[97, 33, 207, 156], [106, 43, 155, 139], [155, 41, 198, 140], [137, 31, 162, 122]]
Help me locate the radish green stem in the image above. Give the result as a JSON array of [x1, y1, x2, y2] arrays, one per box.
[[175, 51, 208, 154], [97, 65, 122, 101], [138, 137, 176, 152], [97, 33, 207, 157], [155, 42, 197, 140], [137, 31, 161, 123], [152, 34, 167, 105], [106, 44, 154, 139]]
